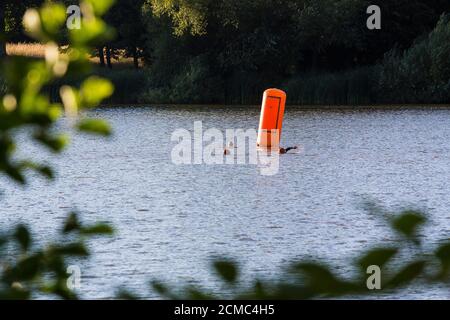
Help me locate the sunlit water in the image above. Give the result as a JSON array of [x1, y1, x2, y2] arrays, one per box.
[[2, 106, 450, 299]]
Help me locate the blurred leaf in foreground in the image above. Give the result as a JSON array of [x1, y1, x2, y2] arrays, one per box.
[[77, 118, 112, 136], [391, 210, 426, 241]]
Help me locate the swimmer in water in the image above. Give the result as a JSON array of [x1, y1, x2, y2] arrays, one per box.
[[224, 144, 298, 155], [224, 141, 234, 155], [279, 146, 298, 154]]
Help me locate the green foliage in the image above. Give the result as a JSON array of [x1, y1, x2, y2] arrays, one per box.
[[149, 0, 209, 36], [435, 243, 450, 278], [3, 1, 44, 43], [213, 259, 238, 284], [86, 0, 116, 16], [6, 0, 447, 105], [391, 210, 426, 241], [80, 76, 115, 107], [386, 261, 426, 289], [14, 225, 32, 252], [149, 209, 450, 300], [284, 67, 377, 105], [39, 2, 67, 37], [0, 213, 113, 299], [357, 248, 398, 270], [0, 0, 116, 300], [94, 68, 147, 103], [377, 14, 450, 104], [44, 68, 146, 105], [139, 0, 449, 105], [77, 118, 111, 136], [1, 0, 114, 184], [142, 55, 223, 104]]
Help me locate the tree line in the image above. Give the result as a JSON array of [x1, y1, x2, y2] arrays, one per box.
[[144, 0, 449, 104], [2, 0, 449, 104]]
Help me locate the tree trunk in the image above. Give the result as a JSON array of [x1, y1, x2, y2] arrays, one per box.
[[0, 2, 6, 58], [98, 46, 105, 67], [132, 47, 139, 69], [106, 46, 112, 69]]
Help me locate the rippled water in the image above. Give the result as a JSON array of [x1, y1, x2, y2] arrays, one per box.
[[2, 106, 450, 299]]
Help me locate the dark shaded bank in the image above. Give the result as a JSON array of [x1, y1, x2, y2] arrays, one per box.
[[3, 1, 449, 106], [41, 64, 449, 106], [4, 13, 449, 106], [94, 104, 450, 110], [32, 12, 449, 107]]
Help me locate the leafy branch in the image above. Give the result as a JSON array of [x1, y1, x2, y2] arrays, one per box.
[[147, 207, 450, 300], [1, 0, 115, 184]]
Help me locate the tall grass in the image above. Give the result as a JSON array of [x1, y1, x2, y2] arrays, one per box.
[[283, 67, 377, 106], [44, 68, 147, 105], [96, 68, 147, 104]]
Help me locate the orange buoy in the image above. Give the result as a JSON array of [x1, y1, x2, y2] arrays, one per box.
[[257, 88, 286, 148]]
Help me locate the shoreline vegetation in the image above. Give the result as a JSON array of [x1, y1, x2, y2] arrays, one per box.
[[4, 11, 449, 107], [97, 103, 450, 109]]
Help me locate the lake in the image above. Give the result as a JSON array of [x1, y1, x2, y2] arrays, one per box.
[[2, 106, 450, 299]]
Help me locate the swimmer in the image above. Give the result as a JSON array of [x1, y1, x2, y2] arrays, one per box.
[[225, 145, 298, 155], [224, 141, 235, 155], [279, 146, 298, 154]]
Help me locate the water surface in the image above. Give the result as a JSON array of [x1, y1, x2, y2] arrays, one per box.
[[2, 106, 450, 299]]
